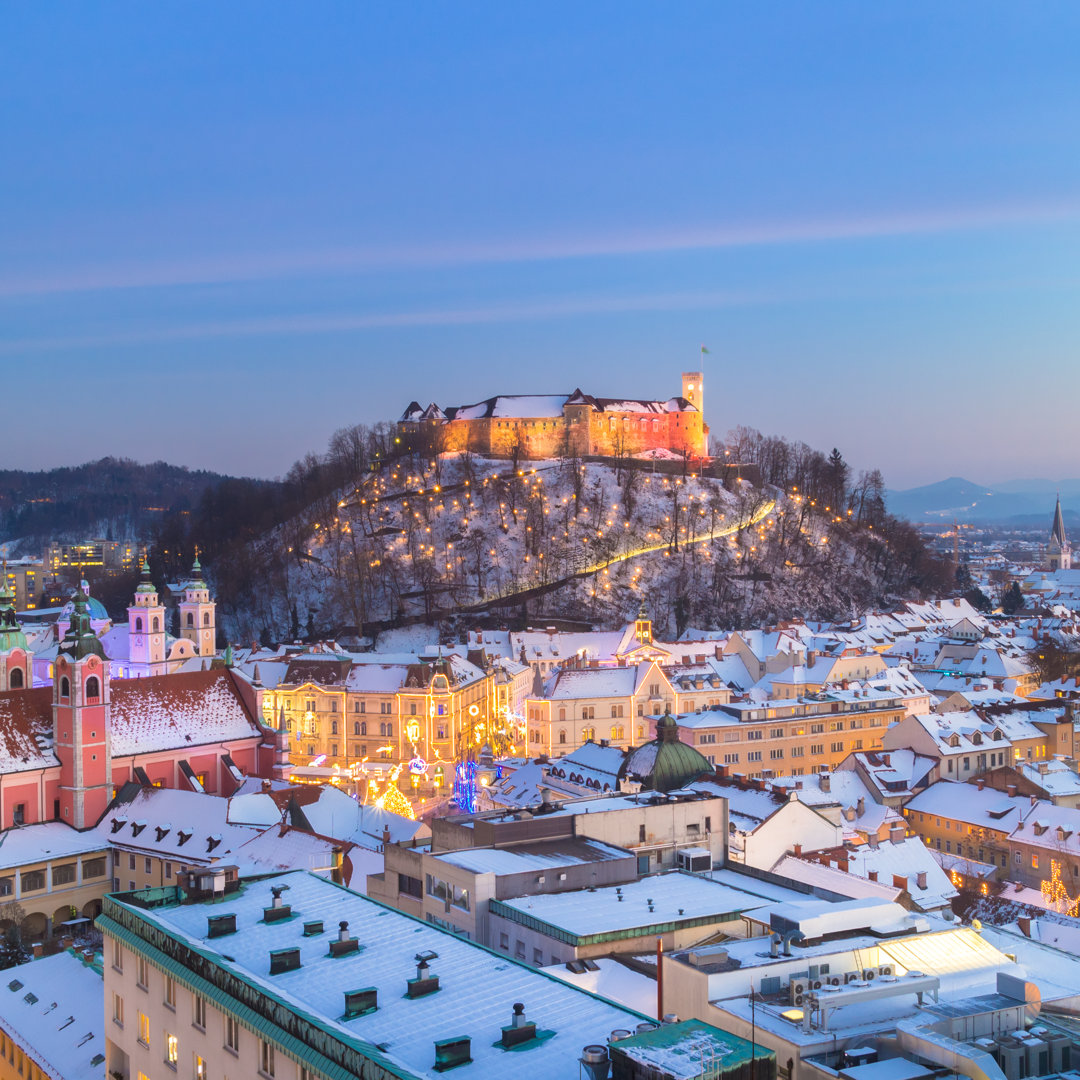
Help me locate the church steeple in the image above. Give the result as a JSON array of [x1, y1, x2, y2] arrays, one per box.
[[179, 549, 216, 659], [127, 557, 166, 675], [0, 563, 31, 691], [1048, 496, 1072, 572]]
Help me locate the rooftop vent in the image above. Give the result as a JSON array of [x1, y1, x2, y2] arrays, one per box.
[[269, 948, 301, 975], [330, 921, 359, 958], [264, 885, 292, 923], [501, 1002, 537, 1048], [408, 953, 440, 998], [434, 1036, 472, 1072], [343, 987, 378, 1019], [302, 920, 324, 937], [609, 1029, 633, 1043], [581, 1045, 610, 1080], [207, 914, 237, 938]]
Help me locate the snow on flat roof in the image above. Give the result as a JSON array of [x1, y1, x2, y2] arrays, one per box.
[[434, 838, 631, 875], [0, 951, 105, 1079], [117, 870, 650, 1080], [542, 957, 658, 1018], [0, 822, 108, 871], [496, 870, 769, 938]]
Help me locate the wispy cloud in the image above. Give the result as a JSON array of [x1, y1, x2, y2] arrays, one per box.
[[2, 196, 1078, 299], [0, 287, 770, 355]]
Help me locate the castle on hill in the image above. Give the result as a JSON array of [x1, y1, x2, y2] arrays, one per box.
[[398, 371, 708, 460]]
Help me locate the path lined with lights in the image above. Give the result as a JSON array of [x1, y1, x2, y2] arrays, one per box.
[[438, 497, 777, 616]]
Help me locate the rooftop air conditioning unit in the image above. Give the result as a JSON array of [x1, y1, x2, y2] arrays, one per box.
[[844, 972, 860, 984], [789, 981, 807, 1006], [829, 976, 841, 986], [878, 964, 894, 977], [862, 968, 876, 981]]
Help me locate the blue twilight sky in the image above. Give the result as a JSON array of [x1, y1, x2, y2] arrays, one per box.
[[2, 3, 1079, 488]]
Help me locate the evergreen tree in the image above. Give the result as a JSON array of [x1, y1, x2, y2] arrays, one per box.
[[1000, 582, 1024, 615], [955, 559, 974, 592], [290, 603, 300, 642]]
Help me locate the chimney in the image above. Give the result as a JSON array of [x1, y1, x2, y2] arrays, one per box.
[[263, 885, 292, 923], [882, 753, 891, 767], [793, 843, 802, 857], [837, 856, 849, 873], [868, 870, 878, 882], [916, 871, 928, 890], [434, 1037, 472, 1071], [976, 778, 985, 791], [330, 921, 359, 957], [1031, 795, 1039, 807], [343, 988, 378, 1018], [892, 874, 908, 891], [1017, 916, 1032, 938], [269, 948, 301, 975], [1006, 783, 1018, 797], [501, 1003, 538, 1047], [408, 955, 440, 998], [820, 773, 831, 793], [857, 796, 865, 817], [890, 823, 906, 844]]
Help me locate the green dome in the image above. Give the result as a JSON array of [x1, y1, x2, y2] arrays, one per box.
[[618, 711, 712, 793]]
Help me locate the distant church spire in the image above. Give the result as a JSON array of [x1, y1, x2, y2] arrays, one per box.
[[1048, 495, 1071, 572]]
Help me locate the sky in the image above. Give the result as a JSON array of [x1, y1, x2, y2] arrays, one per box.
[[2, 3, 1079, 489]]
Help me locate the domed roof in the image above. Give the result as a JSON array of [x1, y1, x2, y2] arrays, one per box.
[[617, 711, 712, 793], [59, 593, 109, 622]]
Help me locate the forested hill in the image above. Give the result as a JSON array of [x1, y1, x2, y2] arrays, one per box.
[[0, 458, 272, 553]]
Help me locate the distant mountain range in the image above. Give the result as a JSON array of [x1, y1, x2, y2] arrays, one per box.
[[886, 476, 1080, 525]]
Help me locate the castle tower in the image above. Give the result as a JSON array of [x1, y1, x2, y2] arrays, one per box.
[[681, 371, 707, 457], [0, 570, 31, 691], [1048, 496, 1072, 572], [127, 558, 166, 676], [54, 589, 112, 828], [178, 553, 216, 657]]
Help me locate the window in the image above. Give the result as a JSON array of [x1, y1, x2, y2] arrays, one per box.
[[1032, 853, 1040, 869], [129, 853, 136, 871], [810, 723, 824, 734], [260, 1039, 276, 1077], [747, 751, 762, 762], [791, 746, 804, 757], [331, 720, 338, 735], [398, 873, 423, 900], [112, 993, 124, 1026], [770, 727, 785, 738], [193, 995, 206, 1030], [144, 857, 152, 874], [137, 1011, 150, 1048], [769, 749, 784, 760], [225, 1016, 240, 1054], [52, 863, 76, 886], [165, 975, 176, 1009], [112, 938, 123, 972], [723, 753, 739, 764], [331, 700, 338, 714], [20, 870, 44, 892], [499, 933, 509, 951], [11, 805, 24, 827], [166, 1031, 178, 1067], [582, 726, 595, 742], [165, 862, 172, 879], [831, 741, 844, 753], [610, 725, 624, 741], [533, 947, 543, 965], [354, 721, 361, 736], [194, 1054, 208, 1079], [83, 856, 105, 878], [137, 956, 149, 989], [60, 676, 70, 697], [86, 675, 100, 699]]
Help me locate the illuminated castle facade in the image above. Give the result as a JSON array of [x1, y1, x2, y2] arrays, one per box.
[[399, 372, 708, 460]]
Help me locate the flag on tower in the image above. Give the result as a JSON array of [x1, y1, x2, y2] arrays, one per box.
[[700, 344, 710, 355]]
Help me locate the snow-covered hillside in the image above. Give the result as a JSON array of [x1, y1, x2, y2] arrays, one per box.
[[215, 452, 941, 641]]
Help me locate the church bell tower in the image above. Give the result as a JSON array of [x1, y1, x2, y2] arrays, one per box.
[[178, 553, 216, 658], [128, 558, 166, 676], [54, 589, 112, 828]]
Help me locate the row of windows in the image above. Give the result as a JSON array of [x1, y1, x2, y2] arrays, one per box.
[[0, 856, 106, 896], [115, 942, 316, 1079]]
